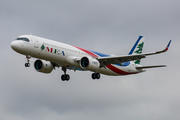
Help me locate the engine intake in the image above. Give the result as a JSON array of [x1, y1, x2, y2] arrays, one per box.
[[80, 56, 100, 70], [80, 57, 89, 68], [34, 60, 54, 73]]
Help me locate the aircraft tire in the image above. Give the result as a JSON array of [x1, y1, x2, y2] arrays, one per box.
[[96, 73, 100, 79], [25, 63, 30, 67], [61, 75, 66, 81], [61, 74, 70, 81], [92, 73, 96, 79], [92, 73, 100, 79], [65, 75, 70, 81]]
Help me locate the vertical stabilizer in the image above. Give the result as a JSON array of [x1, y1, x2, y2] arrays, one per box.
[[128, 36, 145, 64]]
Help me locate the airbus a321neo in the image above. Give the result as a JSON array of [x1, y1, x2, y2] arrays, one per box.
[[11, 35, 171, 81]]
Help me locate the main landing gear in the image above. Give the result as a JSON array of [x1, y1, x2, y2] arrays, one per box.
[[25, 55, 31, 67], [60, 67, 100, 81], [61, 67, 70, 81], [92, 72, 100, 80]]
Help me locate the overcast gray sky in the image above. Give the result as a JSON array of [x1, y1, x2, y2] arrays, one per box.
[[0, 0, 180, 120]]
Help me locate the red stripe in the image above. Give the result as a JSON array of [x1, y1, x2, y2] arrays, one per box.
[[106, 64, 137, 75], [73, 46, 98, 58]]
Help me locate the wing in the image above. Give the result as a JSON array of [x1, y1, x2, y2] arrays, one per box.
[[98, 40, 171, 66]]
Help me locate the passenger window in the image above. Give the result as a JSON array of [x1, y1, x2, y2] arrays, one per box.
[[16, 38, 30, 42]]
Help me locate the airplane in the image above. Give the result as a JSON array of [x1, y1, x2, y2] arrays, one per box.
[[11, 35, 171, 81]]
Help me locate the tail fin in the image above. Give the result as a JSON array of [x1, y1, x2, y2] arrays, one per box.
[[128, 36, 145, 64]]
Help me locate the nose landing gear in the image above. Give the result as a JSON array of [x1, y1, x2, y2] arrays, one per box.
[[25, 55, 31, 67]]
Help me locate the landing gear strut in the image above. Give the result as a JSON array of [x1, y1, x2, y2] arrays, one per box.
[[61, 67, 70, 81], [25, 55, 31, 67], [92, 73, 100, 80]]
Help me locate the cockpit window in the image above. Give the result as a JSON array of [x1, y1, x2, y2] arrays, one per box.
[[16, 37, 30, 42]]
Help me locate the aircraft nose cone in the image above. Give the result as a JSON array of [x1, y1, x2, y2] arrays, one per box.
[[11, 41, 17, 50], [11, 41, 20, 52]]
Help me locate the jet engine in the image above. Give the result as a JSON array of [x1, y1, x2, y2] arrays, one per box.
[[80, 56, 100, 71], [34, 60, 54, 73]]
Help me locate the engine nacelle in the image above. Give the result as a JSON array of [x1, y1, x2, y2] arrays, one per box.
[[34, 60, 54, 73], [80, 56, 100, 71]]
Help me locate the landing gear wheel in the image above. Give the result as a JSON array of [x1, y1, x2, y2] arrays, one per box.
[[61, 75, 66, 81], [65, 75, 70, 81], [96, 73, 100, 79], [92, 73, 100, 80], [25, 63, 30, 67], [92, 73, 96, 79], [61, 74, 70, 81]]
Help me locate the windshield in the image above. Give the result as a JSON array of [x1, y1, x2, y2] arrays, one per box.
[[16, 37, 30, 42]]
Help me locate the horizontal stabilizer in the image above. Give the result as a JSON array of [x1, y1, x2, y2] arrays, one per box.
[[136, 65, 166, 69]]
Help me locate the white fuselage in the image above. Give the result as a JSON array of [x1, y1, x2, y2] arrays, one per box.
[[11, 35, 143, 76]]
